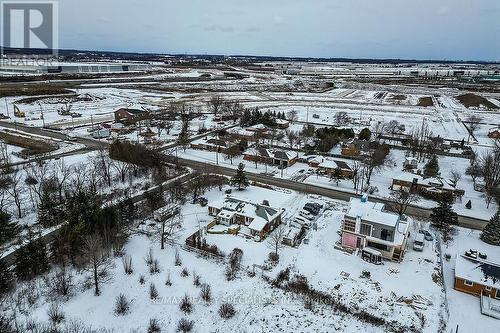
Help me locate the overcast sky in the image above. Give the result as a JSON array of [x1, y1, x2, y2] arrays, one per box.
[[59, 0, 499, 61]]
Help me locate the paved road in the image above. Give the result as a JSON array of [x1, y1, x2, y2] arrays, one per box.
[[175, 157, 488, 231], [1, 121, 489, 231]]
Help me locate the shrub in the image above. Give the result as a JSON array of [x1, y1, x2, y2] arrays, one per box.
[[360, 270, 371, 279], [193, 272, 201, 287], [47, 303, 65, 325], [179, 294, 192, 314], [149, 283, 159, 300], [180, 268, 189, 278], [122, 255, 133, 275], [145, 248, 154, 266], [139, 275, 145, 285], [287, 274, 310, 294], [304, 297, 313, 310], [268, 252, 279, 263], [150, 259, 161, 275], [165, 272, 172, 286], [174, 251, 182, 266], [148, 318, 161, 333], [176, 318, 194, 333], [200, 284, 211, 303], [218, 302, 236, 319], [273, 267, 290, 286], [114, 294, 130, 315]]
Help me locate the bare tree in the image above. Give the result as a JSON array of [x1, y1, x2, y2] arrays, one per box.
[[351, 161, 363, 194], [82, 234, 112, 296], [267, 225, 287, 257], [111, 159, 131, 183], [285, 129, 298, 150], [208, 95, 224, 116], [465, 114, 482, 142], [389, 188, 420, 217], [286, 110, 298, 124], [154, 210, 183, 250], [334, 111, 351, 126], [52, 159, 73, 203], [363, 144, 392, 185], [7, 168, 24, 218], [449, 169, 462, 187], [94, 147, 112, 187]]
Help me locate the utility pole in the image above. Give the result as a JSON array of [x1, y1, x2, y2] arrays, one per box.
[[4, 97, 9, 118]]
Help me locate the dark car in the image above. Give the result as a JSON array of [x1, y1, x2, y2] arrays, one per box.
[[225, 189, 232, 195], [419, 229, 434, 241]]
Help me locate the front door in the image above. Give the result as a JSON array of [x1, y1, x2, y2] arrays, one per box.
[[356, 237, 362, 248]]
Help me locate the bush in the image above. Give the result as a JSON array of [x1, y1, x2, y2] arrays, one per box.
[[139, 275, 145, 285], [47, 303, 65, 325], [287, 274, 310, 294], [273, 267, 290, 286], [193, 272, 201, 287], [176, 318, 194, 333], [179, 294, 192, 314], [268, 252, 279, 263], [148, 318, 161, 333], [122, 255, 133, 275], [114, 294, 130, 315], [174, 251, 182, 266], [200, 284, 211, 303], [180, 267, 189, 278], [165, 272, 172, 286], [218, 303, 236, 319], [145, 248, 154, 266], [360, 270, 371, 279], [150, 259, 161, 275], [149, 283, 159, 300]]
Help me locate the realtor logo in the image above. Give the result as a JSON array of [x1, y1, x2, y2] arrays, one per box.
[[1, 1, 58, 56]]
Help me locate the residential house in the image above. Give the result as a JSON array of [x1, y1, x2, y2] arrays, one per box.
[[488, 128, 500, 140], [208, 197, 284, 240], [341, 195, 410, 262], [114, 108, 150, 125], [275, 119, 290, 129], [243, 148, 298, 167], [403, 157, 418, 170], [190, 137, 239, 154], [341, 139, 374, 157], [454, 242, 500, 319], [317, 159, 355, 179], [391, 173, 465, 198]]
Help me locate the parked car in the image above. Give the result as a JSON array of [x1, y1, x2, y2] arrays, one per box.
[[419, 229, 434, 241], [225, 189, 232, 194], [413, 234, 425, 252], [299, 210, 315, 221]]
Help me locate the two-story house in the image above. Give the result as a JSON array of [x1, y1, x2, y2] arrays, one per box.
[[341, 195, 410, 262]]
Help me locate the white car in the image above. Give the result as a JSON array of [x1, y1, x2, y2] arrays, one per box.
[[413, 234, 425, 252]]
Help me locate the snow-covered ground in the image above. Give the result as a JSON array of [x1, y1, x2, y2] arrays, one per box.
[[5, 185, 450, 332]]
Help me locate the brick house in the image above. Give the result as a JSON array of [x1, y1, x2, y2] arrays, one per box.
[[317, 159, 355, 179], [114, 108, 150, 124], [391, 173, 465, 198]]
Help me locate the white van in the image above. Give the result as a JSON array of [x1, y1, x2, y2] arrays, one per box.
[[413, 234, 425, 252]]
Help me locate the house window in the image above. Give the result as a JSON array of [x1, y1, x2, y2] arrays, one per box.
[[464, 280, 473, 287], [485, 286, 492, 291], [360, 223, 372, 236], [343, 220, 356, 232]]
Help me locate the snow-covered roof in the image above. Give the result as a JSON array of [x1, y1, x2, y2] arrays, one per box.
[[209, 197, 283, 232], [393, 173, 459, 191], [455, 240, 500, 289], [345, 196, 400, 228], [318, 159, 352, 171]]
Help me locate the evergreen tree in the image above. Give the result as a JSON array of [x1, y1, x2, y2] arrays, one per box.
[[38, 190, 62, 228], [481, 209, 500, 246], [424, 155, 440, 178], [0, 260, 14, 295], [231, 163, 249, 191], [358, 128, 372, 141], [15, 237, 50, 280], [177, 117, 190, 152], [0, 211, 19, 245], [331, 168, 344, 185], [430, 197, 458, 242]]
